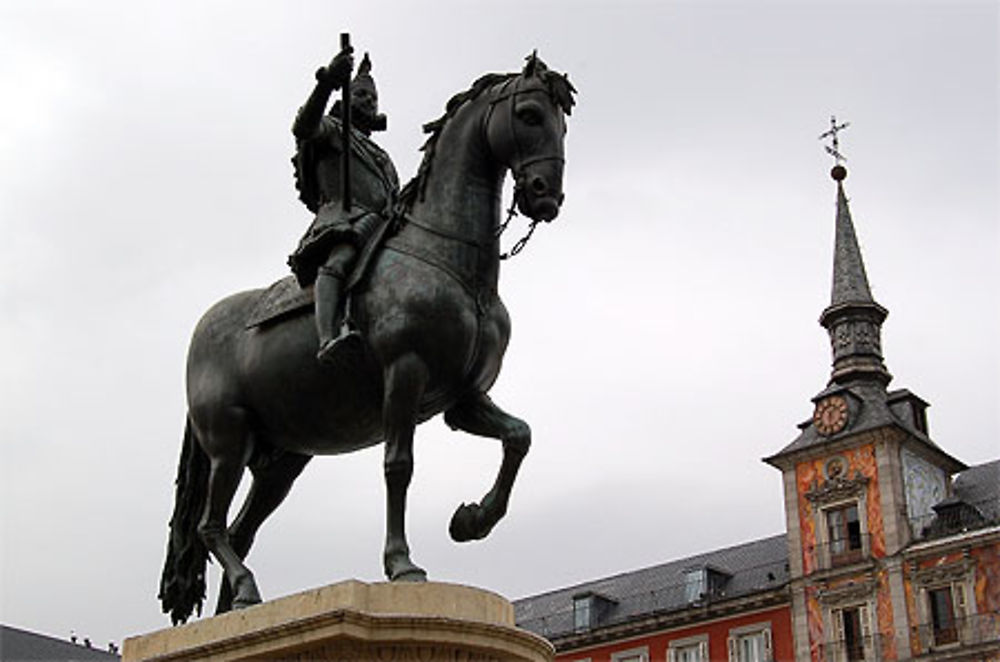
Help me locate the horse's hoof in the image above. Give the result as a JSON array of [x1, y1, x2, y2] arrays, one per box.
[[231, 590, 262, 610], [392, 567, 428, 582], [450, 502, 493, 542], [386, 559, 427, 582], [450, 503, 477, 542], [230, 576, 262, 610], [384, 545, 427, 582], [232, 596, 262, 610]]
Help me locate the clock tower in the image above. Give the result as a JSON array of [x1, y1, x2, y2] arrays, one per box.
[[764, 160, 966, 662]]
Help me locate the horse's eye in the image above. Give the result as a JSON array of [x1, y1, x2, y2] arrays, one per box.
[[516, 107, 543, 126]]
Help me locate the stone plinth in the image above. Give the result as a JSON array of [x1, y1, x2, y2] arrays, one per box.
[[123, 580, 553, 662]]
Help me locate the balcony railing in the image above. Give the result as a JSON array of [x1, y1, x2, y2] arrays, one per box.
[[818, 633, 882, 662], [805, 534, 872, 573], [910, 611, 1000, 653]]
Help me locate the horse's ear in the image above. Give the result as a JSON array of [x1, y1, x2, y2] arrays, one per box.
[[523, 50, 540, 77]]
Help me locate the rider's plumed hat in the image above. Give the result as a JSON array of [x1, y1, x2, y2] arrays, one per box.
[[353, 53, 376, 92]]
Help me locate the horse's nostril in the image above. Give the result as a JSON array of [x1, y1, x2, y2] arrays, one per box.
[[530, 177, 547, 195]]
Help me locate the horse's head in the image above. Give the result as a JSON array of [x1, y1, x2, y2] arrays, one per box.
[[485, 54, 576, 223]]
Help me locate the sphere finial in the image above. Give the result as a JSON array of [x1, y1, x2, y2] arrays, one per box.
[[831, 164, 847, 181]]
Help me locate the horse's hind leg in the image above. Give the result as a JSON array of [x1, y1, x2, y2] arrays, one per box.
[[216, 450, 311, 614], [193, 409, 262, 610], [443, 392, 530, 542]]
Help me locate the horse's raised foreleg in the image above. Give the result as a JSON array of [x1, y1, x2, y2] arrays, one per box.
[[194, 411, 262, 611], [381, 354, 429, 582], [443, 392, 530, 542], [215, 450, 311, 614]]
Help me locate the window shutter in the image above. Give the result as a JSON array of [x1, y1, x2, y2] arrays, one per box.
[[834, 609, 844, 639], [727, 636, 736, 662], [953, 583, 967, 617], [699, 640, 709, 662], [764, 628, 773, 662], [859, 605, 872, 641], [668, 646, 677, 662]]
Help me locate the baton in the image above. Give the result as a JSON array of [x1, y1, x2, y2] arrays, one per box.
[[340, 32, 352, 212]]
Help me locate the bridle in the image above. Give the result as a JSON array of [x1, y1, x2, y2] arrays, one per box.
[[483, 75, 565, 259]]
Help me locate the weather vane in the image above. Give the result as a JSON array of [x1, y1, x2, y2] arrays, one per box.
[[819, 115, 850, 164]]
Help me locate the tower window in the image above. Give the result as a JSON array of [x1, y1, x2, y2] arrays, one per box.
[[826, 502, 863, 565], [840, 606, 866, 662]]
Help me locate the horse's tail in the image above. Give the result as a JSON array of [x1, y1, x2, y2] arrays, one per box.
[[158, 416, 210, 625]]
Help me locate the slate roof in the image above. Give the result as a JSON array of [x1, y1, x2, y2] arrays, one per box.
[[953, 459, 999, 503], [950, 459, 1000, 523], [827, 180, 880, 308], [513, 534, 789, 640], [0, 625, 119, 661], [512, 461, 998, 642]]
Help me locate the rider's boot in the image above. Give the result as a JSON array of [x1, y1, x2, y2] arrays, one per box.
[[314, 266, 362, 365]]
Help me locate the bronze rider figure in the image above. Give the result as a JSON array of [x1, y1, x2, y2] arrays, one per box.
[[288, 46, 399, 364]]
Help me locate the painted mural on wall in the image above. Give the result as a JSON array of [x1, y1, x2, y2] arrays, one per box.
[[805, 584, 823, 662], [795, 442, 886, 571], [901, 446, 948, 525], [796, 441, 890, 662], [904, 575, 920, 656], [875, 569, 897, 661], [973, 542, 1000, 613]]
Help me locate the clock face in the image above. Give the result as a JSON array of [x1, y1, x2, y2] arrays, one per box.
[[813, 395, 849, 436]]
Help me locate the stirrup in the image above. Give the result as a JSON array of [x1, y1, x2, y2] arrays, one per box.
[[316, 330, 362, 366]]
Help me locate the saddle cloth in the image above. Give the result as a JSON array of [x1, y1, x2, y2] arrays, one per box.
[[246, 212, 399, 330], [245, 276, 315, 329]]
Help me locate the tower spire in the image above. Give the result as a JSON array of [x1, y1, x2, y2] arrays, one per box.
[[817, 124, 892, 387]]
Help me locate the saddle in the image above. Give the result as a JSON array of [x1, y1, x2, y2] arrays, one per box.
[[246, 212, 397, 329]]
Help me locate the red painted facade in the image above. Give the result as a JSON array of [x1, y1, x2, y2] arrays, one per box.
[[556, 605, 794, 662]]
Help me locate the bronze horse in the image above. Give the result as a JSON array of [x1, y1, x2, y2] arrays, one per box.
[[159, 56, 575, 624]]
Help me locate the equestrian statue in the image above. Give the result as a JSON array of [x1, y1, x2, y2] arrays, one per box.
[[158, 36, 575, 625]]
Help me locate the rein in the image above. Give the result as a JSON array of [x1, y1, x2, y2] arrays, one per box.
[[495, 194, 538, 260]]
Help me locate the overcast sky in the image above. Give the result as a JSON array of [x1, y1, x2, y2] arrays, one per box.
[[1, 0, 997, 651]]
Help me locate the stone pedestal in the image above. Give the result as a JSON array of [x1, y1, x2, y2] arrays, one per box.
[[123, 580, 553, 662]]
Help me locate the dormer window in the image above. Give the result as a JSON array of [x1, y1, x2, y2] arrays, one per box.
[[887, 389, 930, 434], [683, 566, 730, 604], [573, 594, 591, 633], [572, 591, 617, 633], [684, 569, 706, 603]]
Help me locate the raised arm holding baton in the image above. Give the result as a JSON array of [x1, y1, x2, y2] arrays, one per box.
[[339, 32, 352, 212]]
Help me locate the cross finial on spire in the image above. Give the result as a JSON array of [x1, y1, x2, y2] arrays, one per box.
[[819, 115, 850, 165]]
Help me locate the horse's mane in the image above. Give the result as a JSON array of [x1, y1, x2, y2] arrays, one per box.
[[399, 57, 576, 212]]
